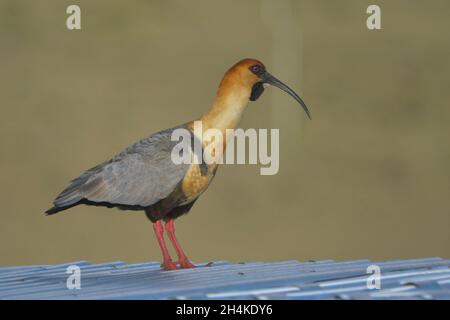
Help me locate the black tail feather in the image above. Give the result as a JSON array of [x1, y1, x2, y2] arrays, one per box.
[[45, 199, 148, 216], [46, 206, 68, 215], [45, 202, 81, 215]]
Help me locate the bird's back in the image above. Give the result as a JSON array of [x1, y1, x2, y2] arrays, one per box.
[[46, 125, 192, 214]]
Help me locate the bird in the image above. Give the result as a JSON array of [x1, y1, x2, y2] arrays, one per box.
[[46, 58, 311, 270]]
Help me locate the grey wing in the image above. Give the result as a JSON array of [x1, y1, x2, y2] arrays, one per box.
[[50, 126, 191, 210]]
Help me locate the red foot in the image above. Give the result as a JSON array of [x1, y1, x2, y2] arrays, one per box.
[[178, 260, 197, 269], [161, 260, 178, 271]]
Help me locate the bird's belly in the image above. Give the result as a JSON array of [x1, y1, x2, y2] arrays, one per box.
[[181, 163, 217, 203]]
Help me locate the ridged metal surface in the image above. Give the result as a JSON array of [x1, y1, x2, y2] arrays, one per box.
[[1, 258, 449, 300]]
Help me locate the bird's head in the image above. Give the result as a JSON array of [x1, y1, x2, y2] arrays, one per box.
[[220, 58, 311, 119]]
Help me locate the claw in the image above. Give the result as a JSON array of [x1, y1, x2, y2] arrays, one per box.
[[178, 260, 197, 269], [161, 260, 178, 270]]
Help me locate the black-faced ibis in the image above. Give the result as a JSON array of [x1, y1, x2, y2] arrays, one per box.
[[46, 59, 310, 270]]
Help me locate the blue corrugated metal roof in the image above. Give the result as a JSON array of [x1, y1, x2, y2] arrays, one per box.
[[1, 258, 449, 299]]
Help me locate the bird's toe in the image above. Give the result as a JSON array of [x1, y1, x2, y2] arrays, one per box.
[[161, 260, 178, 271], [178, 260, 197, 269]]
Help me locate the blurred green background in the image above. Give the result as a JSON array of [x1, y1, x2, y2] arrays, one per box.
[[0, 0, 449, 266]]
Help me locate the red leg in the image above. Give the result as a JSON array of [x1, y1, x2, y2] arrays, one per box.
[[165, 219, 196, 268], [153, 221, 177, 270]]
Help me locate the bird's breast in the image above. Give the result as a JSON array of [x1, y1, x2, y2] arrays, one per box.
[[181, 163, 218, 203]]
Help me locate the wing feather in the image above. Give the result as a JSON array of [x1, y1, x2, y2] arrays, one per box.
[[50, 126, 191, 211]]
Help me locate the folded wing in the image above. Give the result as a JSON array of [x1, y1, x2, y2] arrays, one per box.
[[47, 127, 190, 213]]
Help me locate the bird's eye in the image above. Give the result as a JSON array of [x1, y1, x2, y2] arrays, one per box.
[[250, 65, 262, 74]]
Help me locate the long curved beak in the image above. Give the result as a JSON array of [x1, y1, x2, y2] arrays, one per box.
[[262, 71, 311, 120]]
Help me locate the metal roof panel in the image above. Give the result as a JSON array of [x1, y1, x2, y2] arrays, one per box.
[[1, 258, 449, 300]]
